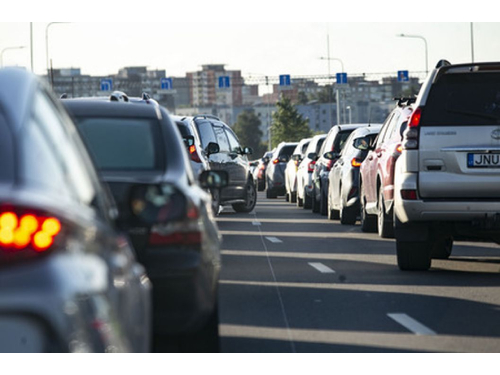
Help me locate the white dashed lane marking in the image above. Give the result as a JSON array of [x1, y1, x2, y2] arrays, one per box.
[[265, 237, 283, 243], [387, 313, 437, 336], [308, 262, 336, 274]]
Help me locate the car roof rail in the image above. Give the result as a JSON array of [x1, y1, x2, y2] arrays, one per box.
[[110, 91, 129, 102], [393, 97, 416, 107], [142, 92, 151, 100], [436, 59, 452, 69], [60, 93, 68, 99], [193, 114, 220, 121]]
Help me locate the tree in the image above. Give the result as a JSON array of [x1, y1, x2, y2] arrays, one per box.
[[232, 110, 264, 155], [297, 91, 309, 105], [317, 85, 336, 104], [271, 95, 312, 148]]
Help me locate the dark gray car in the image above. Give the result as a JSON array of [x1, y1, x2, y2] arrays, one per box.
[[265, 142, 298, 198], [0, 68, 152, 353]]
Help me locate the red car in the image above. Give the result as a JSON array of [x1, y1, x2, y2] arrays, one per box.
[[359, 99, 414, 237]]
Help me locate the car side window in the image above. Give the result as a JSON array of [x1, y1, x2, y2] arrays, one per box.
[[32, 90, 97, 207], [225, 127, 242, 153], [384, 112, 401, 143], [213, 125, 230, 153], [376, 113, 394, 148], [195, 120, 217, 149]]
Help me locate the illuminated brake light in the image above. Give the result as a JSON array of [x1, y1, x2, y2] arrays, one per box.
[[351, 158, 362, 168], [0, 211, 61, 252], [189, 144, 202, 163], [408, 107, 422, 128], [273, 159, 279, 165]]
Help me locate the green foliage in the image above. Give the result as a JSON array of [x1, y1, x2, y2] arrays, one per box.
[[317, 85, 336, 104], [232, 110, 263, 154], [271, 95, 312, 148]]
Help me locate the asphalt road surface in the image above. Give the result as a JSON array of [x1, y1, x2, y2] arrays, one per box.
[[217, 192, 500, 353]]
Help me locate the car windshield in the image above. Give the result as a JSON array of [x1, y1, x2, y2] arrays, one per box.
[[76, 117, 161, 171], [423, 73, 500, 126]]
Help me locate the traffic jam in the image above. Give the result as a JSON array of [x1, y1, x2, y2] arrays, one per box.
[[1, 58, 500, 354]]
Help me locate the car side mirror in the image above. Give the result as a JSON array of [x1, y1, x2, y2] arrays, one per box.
[[353, 137, 371, 151], [279, 155, 290, 163], [205, 142, 220, 156], [307, 152, 318, 161], [243, 147, 253, 155], [199, 170, 229, 189], [183, 135, 195, 148], [263, 156, 270, 164], [323, 151, 340, 160]]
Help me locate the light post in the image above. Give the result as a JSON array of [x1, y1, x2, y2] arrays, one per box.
[[346, 106, 352, 124], [397, 33, 428, 74], [470, 22, 475, 63], [0, 46, 26, 68], [320, 56, 345, 126], [46, 22, 71, 75]]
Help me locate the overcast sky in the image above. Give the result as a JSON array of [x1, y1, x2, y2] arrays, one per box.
[[1, 3, 499, 81]]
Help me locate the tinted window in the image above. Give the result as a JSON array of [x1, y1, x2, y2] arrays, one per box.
[[195, 120, 217, 148], [423, 73, 500, 126], [213, 126, 230, 153], [175, 121, 192, 137], [77, 117, 161, 170], [334, 130, 356, 152], [0, 112, 14, 183], [315, 138, 325, 154], [225, 128, 242, 153], [279, 145, 296, 157]]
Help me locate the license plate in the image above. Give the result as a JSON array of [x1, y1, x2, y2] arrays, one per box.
[[468, 153, 500, 168]]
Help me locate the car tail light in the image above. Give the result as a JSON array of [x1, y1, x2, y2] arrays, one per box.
[[0, 207, 64, 264], [401, 189, 418, 200], [351, 158, 362, 168], [130, 185, 203, 247], [273, 159, 279, 165], [408, 107, 422, 128], [325, 159, 334, 172], [189, 144, 202, 163], [307, 161, 316, 173], [294, 160, 300, 167]]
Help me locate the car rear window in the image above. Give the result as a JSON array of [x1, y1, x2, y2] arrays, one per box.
[[195, 120, 217, 148], [76, 117, 162, 170], [279, 145, 296, 157], [175, 121, 193, 137], [422, 73, 500, 126], [334, 130, 356, 152]]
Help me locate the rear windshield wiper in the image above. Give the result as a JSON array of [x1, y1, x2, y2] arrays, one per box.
[[446, 108, 500, 122]]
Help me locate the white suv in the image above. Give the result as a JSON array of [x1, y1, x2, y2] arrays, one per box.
[[394, 60, 500, 271]]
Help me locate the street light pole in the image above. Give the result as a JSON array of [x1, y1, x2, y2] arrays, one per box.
[[0, 46, 27, 68], [470, 22, 475, 63], [46, 22, 71, 76], [319, 56, 345, 125], [397, 33, 428, 74]]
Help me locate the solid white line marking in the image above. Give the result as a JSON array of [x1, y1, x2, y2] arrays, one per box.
[[387, 313, 437, 336], [308, 262, 336, 274], [265, 236, 283, 243]]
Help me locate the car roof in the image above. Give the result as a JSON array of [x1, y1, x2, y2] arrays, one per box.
[[63, 99, 163, 119]]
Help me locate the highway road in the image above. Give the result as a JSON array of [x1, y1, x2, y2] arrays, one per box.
[[217, 192, 500, 353]]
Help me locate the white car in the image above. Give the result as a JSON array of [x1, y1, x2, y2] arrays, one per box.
[[285, 138, 311, 203], [296, 134, 326, 208]]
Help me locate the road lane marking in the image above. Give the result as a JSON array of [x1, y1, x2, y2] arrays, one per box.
[[265, 236, 282, 243], [252, 221, 261, 226], [387, 313, 436, 336], [308, 262, 335, 274]]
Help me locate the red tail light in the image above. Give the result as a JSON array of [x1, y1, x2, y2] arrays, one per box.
[[408, 107, 422, 128], [351, 158, 362, 168], [396, 144, 403, 153], [273, 159, 279, 165], [325, 160, 334, 172], [307, 161, 316, 173], [401, 189, 418, 200], [0, 208, 63, 263], [189, 144, 202, 163]]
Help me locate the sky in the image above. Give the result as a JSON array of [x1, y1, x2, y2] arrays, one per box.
[[1, 3, 499, 83]]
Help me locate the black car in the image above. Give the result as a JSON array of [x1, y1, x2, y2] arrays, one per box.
[[0, 68, 152, 353], [182, 115, 257, 213], [63, 99, 227, 352]]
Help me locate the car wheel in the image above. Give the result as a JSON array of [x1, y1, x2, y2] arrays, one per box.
[[257, 180, 265, 192], [339, 196, 357, 225], [266, 187, 277, 199], [396, 240, 432, 271], [377, 188, 394, 238], [303, 188, 312, 209], [360, 182, 377, 232], [285, 193, 290, 202], [311, 187, 319, 213], [291, 192, 297, 203], [233, 179, 257, 213], [327, 192, 339, 220], [319, 184, 328, 216], [179, 305, 220, 353], [431, 236, 453, 259]]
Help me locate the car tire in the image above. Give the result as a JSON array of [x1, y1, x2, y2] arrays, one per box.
[[285, 193, 290, 202], [233, 179, 257, 213], [327, 193, 339, 220], [303, 188, 312, 209], [291, 192, 297, 203], [339, 197, 357, 225], [311, 187, 320, 213], [431, 236, 453, 259], [396, 240, 432, 271], [377, 188, 394, 238], [319, 184, 328, 216], [360, 198, 377, 233], [179, 305, 220, 353]]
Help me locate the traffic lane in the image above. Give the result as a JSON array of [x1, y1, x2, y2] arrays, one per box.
[[217, 195, 500, 352]]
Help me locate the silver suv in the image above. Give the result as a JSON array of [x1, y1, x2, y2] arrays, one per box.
[[394, 60, 500, 271]]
